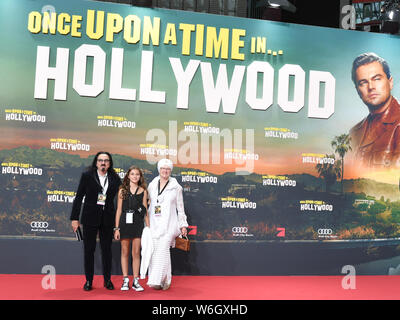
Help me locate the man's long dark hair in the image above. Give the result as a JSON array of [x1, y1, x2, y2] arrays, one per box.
[[87, 151, 118, 177]]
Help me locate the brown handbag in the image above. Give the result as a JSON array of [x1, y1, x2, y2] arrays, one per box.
[[175, 235, 190, 251]]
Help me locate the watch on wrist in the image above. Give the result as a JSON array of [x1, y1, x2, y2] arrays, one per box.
[[113, 227, 120, 231]]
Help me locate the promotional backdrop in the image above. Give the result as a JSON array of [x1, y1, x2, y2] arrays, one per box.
[[1, 0, 400, 274]]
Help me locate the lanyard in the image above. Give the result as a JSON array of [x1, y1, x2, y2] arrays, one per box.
[[157, 179, 169, 203], [158, 179, 169, 196], [128, 187, 139, 209], [99, 174, 108, 193]]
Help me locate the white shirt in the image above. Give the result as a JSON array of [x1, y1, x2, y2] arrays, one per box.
[[98, 172, 108, 194]]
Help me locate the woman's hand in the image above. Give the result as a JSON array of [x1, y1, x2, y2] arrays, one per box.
[[114, 230, 120, 240], [181, 227, 187, 237]]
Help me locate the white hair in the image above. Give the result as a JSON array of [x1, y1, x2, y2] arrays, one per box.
[[157, 158, 173, 173]]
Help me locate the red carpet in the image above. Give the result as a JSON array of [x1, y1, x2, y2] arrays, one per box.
[[1, 274, 399, 300]]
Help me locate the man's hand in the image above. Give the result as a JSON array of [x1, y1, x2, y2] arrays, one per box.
[[71, 220, 80, 232]]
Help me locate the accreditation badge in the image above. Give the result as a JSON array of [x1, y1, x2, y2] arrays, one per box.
[[97, 193, 106, 206], [126, 210, 134, 224], [154, 205, 162, 216]]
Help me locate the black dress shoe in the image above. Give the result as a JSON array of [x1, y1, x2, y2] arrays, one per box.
[[83, 281, 92, 291], [104, 279, 114, 290]]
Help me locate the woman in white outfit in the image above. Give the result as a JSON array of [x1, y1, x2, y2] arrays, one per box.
[[147, 158, 188, 290]]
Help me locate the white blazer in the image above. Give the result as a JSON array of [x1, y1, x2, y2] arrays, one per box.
[[147, 176, 188, 247]]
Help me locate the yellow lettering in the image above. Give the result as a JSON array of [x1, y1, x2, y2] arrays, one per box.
[[163, 23, 177, 45], [142, 16, 160, 46], [180, 23, 195, 55], [195, 24, 204, 56], [42, 12, 56, 34], [27, 11, 41, 34], [251, 37, 255, 53], [71, 15, 82, 37], [206, 27, 229, 59], [86, 10, 104, 40], [57, 13, 71, 35], [106, 13, 123, 42], [257, 37, 266, 53], [124, 15, 141, 44], [231, 28, 245, 60]]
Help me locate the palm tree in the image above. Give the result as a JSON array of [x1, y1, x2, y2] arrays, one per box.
[[331, 134, 352, 194], [316, 154, 342, 193]]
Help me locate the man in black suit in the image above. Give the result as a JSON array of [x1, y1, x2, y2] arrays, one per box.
[[70, 151, 121, 291]]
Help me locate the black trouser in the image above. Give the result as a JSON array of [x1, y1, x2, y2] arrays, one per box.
[[82, 224, 113, 282]]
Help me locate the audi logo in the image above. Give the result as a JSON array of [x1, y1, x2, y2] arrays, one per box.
[[318, 228, 332, 235], [30, 221, 49, 228], [232, 227, 248, 233]]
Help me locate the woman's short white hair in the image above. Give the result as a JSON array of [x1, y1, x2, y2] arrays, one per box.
[[157, 158, 173, 173]]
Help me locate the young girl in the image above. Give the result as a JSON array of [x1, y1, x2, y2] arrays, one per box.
[[114, 166, 149, 291]]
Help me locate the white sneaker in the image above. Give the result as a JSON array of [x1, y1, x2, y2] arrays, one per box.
[[121, 277, 130, 291], [132, 277, 144, 291]]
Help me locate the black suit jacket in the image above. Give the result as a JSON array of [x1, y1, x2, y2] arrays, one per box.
[[70, 169, 121, 227]]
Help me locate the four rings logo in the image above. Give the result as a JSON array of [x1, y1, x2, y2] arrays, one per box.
[[232, 227, 248, 233], [31, 221, 49, 229], [29, 221, 55, 233], [317, 228, 336, 238], [318, 228, 332, 235]]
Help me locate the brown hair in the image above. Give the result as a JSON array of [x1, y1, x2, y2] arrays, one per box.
[[119, 166, 147, 200]]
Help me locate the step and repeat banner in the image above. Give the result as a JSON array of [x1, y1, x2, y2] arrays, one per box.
[[1, 0, 400, 243]]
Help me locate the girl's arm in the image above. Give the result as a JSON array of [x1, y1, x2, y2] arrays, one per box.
[[143, 190, 150, 227], [114, 189, 123, 240]]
